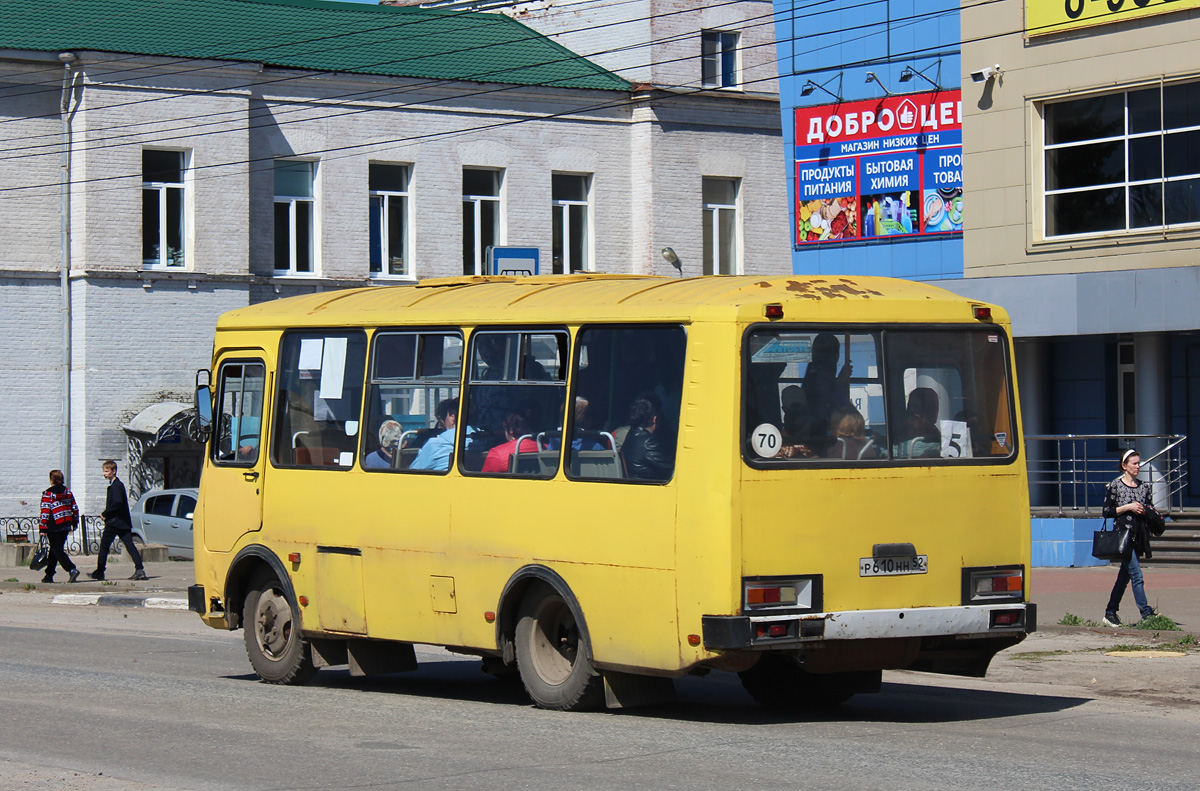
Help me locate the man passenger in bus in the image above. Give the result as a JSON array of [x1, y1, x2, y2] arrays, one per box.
[[481, 408, 539, 473], [798, 332, 853, 451], [623, 398, 674, 481], [893, 387, 941, 459], [411, 398, 459, 472], [826, 407, 879, 460], [363, 420, 403, 469]]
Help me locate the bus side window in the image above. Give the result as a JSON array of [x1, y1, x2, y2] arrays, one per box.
[[362, 331, 463, 473], [461, 330, 567, 477], [567, 325, 686, 483], [213, 361, 266, 466], [272, 331, 367, 469]]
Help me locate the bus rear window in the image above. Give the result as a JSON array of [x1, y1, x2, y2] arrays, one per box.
[[744, 327, 1015, 465]]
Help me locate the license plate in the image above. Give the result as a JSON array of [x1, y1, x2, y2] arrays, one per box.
[[860, 555, 928, 576]]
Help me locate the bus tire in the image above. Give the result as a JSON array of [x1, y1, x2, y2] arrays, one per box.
[[514, 584, 604, 711], [243, 568, 317, 685], [738, 653, 857, 709]]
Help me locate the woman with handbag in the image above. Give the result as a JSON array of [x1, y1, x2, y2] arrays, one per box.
[[1101, 449, 1160, 627], [38, 469, 81, 584]]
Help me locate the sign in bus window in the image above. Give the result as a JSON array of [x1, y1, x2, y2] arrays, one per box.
[[272, 331, 367, 469], [566, 326, 686, 483], [745, 327, 1015, 464], [363, 331, 462, 473], [461, 330, 568, 476], [214, 362, 265, 465]]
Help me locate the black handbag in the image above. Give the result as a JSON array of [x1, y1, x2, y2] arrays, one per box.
[[28, 537, 50, 571], [1092, 520, 1132, 562], [1145, 505, 1166, 537]]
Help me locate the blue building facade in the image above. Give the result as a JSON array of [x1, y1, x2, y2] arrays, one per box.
[[775, 0, 961, 280]]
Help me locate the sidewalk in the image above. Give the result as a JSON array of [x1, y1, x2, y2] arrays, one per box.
[[2, 557, 1198, 633]]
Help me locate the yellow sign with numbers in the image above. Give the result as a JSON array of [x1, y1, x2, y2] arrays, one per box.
[[1026, 0, 1200, 36]]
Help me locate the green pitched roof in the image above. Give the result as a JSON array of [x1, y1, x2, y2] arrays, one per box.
[[0, 0, 630, 91]]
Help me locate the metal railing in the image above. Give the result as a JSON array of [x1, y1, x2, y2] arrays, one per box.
[[1025, 434, 1188, 516], [2, 515, 107, 555]]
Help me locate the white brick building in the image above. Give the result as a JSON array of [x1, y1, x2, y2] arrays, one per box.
[[0, 0, 789, 528]]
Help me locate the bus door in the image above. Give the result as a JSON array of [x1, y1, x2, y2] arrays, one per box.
[[204, 356, 269, 553]]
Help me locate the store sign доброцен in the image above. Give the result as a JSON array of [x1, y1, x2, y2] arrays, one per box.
[[793, 90, 962, 246], [1025, 0, 1200, 37]]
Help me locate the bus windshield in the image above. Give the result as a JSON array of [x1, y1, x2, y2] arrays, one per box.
[[744, 326, 1015, 464]]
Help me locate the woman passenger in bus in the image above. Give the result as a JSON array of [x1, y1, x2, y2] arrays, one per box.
[[825, 407, 878, 460], [481, 408, 539, 473], [893, 387, 941, 459], [363, 420, 403, 469]]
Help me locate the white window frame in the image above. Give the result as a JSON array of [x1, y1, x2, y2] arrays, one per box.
[[463, 168, 503, 276], [369, 163, 413, 280], [703, 177, 741, 275], [274, 159, 317, 276], [552, 172, 592, 274], [1039, 79, 1200, 241], [701, 30, 740, 90], [142, 149, 188, 270]]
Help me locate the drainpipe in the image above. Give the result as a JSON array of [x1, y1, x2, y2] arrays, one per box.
[[59, 51, 77, 483]]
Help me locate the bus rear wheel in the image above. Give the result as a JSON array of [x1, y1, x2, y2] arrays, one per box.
[[738, 653, 867, 710], [243, 568, 317, 685], [514, 585, 604, 711]]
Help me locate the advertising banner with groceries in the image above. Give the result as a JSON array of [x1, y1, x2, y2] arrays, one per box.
[[793, 90, 962, 246]]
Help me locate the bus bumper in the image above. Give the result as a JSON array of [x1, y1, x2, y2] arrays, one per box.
[[702, 602, 1036, 650]]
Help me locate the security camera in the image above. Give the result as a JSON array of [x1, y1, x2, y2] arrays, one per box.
[[970, 64, 1001, 83]]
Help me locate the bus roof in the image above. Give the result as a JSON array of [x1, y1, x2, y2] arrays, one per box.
[[215, 274, 1009, 329]]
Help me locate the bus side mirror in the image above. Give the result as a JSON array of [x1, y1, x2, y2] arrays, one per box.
[[195, 370, 214, 439]]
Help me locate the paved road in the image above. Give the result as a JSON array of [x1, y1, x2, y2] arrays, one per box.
[[1, 595, 1198, 791]]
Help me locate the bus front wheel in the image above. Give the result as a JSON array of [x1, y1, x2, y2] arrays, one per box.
[[243, 568, 317, 685], [514, 585, 604, 711], [738, 653, 865, 709]]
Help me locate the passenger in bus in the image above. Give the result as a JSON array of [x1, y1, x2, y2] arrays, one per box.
[[481, 409, 539, 473], [363, 420, 403, 469], [825, 407, 879, 460], [623, 398, 674, 481], [893, 387, 941, 459], [798, 332, 853, 450], [411, 398, 459, 472]]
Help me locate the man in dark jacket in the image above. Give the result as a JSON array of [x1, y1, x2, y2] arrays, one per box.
[[89, 460, 147, 581], [623, 398, 674, 482]]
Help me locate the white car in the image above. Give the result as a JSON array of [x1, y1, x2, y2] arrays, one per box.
[[134, 488, 198, 559]]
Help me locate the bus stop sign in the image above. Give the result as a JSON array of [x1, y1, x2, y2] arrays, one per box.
[[488, 246, 539, 276]]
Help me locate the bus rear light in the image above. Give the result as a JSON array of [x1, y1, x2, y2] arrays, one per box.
[[972, 305, 992, 321], [963, 567, 1025, 603], [991, 610, 1022, 627], [746, 585, 796, 606], [764, 303, 784, 319], [754, 622, 793, 639], [743, 575, 821, 612]]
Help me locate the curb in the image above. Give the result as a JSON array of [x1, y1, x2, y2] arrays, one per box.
[[51, 593, 188, 610]]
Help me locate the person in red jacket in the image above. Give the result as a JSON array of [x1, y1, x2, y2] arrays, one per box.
[[39, 469, 81, 584]]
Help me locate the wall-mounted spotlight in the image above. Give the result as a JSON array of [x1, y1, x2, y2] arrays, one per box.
[[800, 75, 843, 102], [970, 64, 1002, 83], [899, 64, 940, 90], [864, 72, 893, 97]]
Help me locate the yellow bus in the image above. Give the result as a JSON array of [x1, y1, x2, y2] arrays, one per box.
[[189, 274, 1034, 711]]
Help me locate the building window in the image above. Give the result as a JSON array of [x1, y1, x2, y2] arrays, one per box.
[[1117, 341, 1136, 438], [274, 160, 315, 274], [142, 150, 186, 268], [369, 163, 410, 278], [463, 168, 501, 275], [552, 173, 590, 274], [1043, 81, 1200, 239], [702, 177, 739, 275], [701, 30, 738, 89]]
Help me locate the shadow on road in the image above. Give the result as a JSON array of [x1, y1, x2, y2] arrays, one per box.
[[225, 658, 1093, 724]]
